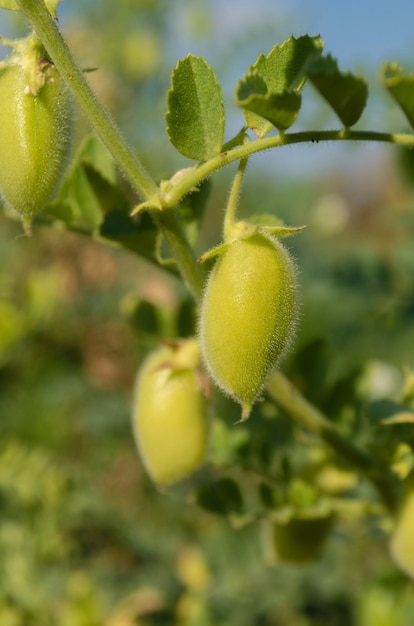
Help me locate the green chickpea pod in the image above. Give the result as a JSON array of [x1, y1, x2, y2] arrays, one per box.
[[132, 339, 209, 486], [0, 32, 73, 233], [197, 153, 302, 421], [199, 224, 297, 421]]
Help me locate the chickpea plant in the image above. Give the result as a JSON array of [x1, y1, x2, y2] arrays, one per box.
[[4, 0, 414, 576]]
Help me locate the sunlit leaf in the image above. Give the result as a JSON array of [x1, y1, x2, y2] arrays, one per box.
[[42, 135, 169, 269], [237, 35, 323, 136], [381, 62, 414, 130], [236, 71, 301, 132], [76, 133, 117, 186], [253, 34, 324, 93], [307, 54, 368, 127], [46, 163, 103, 230], [46, 134, 120, 231], [166, 55, 225, 160]]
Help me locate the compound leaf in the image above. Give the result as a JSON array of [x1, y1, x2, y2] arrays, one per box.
[[42, 135, 166, 270], [381, 62, 414, 130], [253, 34, 324, 93], [236, 73, 301, 132], [236, 72, 272, 136], [46, 134, 118, 231], [237, 35, 323, 136], [307, 54, 368, 127], [166, 55, 225, 160]]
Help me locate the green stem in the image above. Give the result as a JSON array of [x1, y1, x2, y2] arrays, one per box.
[[16, 0, 204, 301], [223, 157, 248, 240], [267, 370, 399, 513], [162, 128, 414, 208], [154, 209, 204, 301]]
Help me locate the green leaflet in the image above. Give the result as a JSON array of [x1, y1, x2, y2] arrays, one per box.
[[236, 35, 324, 137], [46, 134, 119, 231], [236, 71, 302, 132], [43, 135, 162, 269], [381, 62, 414, 131], [307, 54, 368, 127], [252, 34, 324, 93], [166, 55, 225, 160]]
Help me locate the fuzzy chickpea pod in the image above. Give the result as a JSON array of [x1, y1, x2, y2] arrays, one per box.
[[132, 340, 209, 486], [199, 225, 298, 421], [0, 33, 73, 233]]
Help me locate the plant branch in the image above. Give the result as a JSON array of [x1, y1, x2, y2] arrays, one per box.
[[161, 128, 414, 208], [154, 209, 204, 301], [223, 157, 248, 240], [266, 370, 399, 513], [16, 0, 205, 301], [16, 0, 158, 201]]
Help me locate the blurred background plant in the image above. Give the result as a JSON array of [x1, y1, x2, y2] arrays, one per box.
[[2, 0, 414, 624]]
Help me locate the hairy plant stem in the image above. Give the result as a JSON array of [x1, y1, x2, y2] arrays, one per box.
[[161, 129, 414, 208], [16, 0, 400, 511], [154, 209, 204, 301], [223, 157, 248, 239], [16, 0, 204, 301], [267, 371, 399, 513]]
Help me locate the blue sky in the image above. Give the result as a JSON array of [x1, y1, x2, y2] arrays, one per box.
[[292, 0, 414, 67], [2, 1, 413, 74], [168, 0, 414, 70], [2, 1, 413, 86]]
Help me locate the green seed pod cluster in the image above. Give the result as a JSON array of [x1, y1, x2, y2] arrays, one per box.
[[0, 34, 73, 231], [199, 231, 297, 420], [132, 339, 209, 486]]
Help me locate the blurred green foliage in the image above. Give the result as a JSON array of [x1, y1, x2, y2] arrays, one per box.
[[2, 1, 414, 624]]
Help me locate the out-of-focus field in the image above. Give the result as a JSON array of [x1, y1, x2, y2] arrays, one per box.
[[2, 1, 414, 624]]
